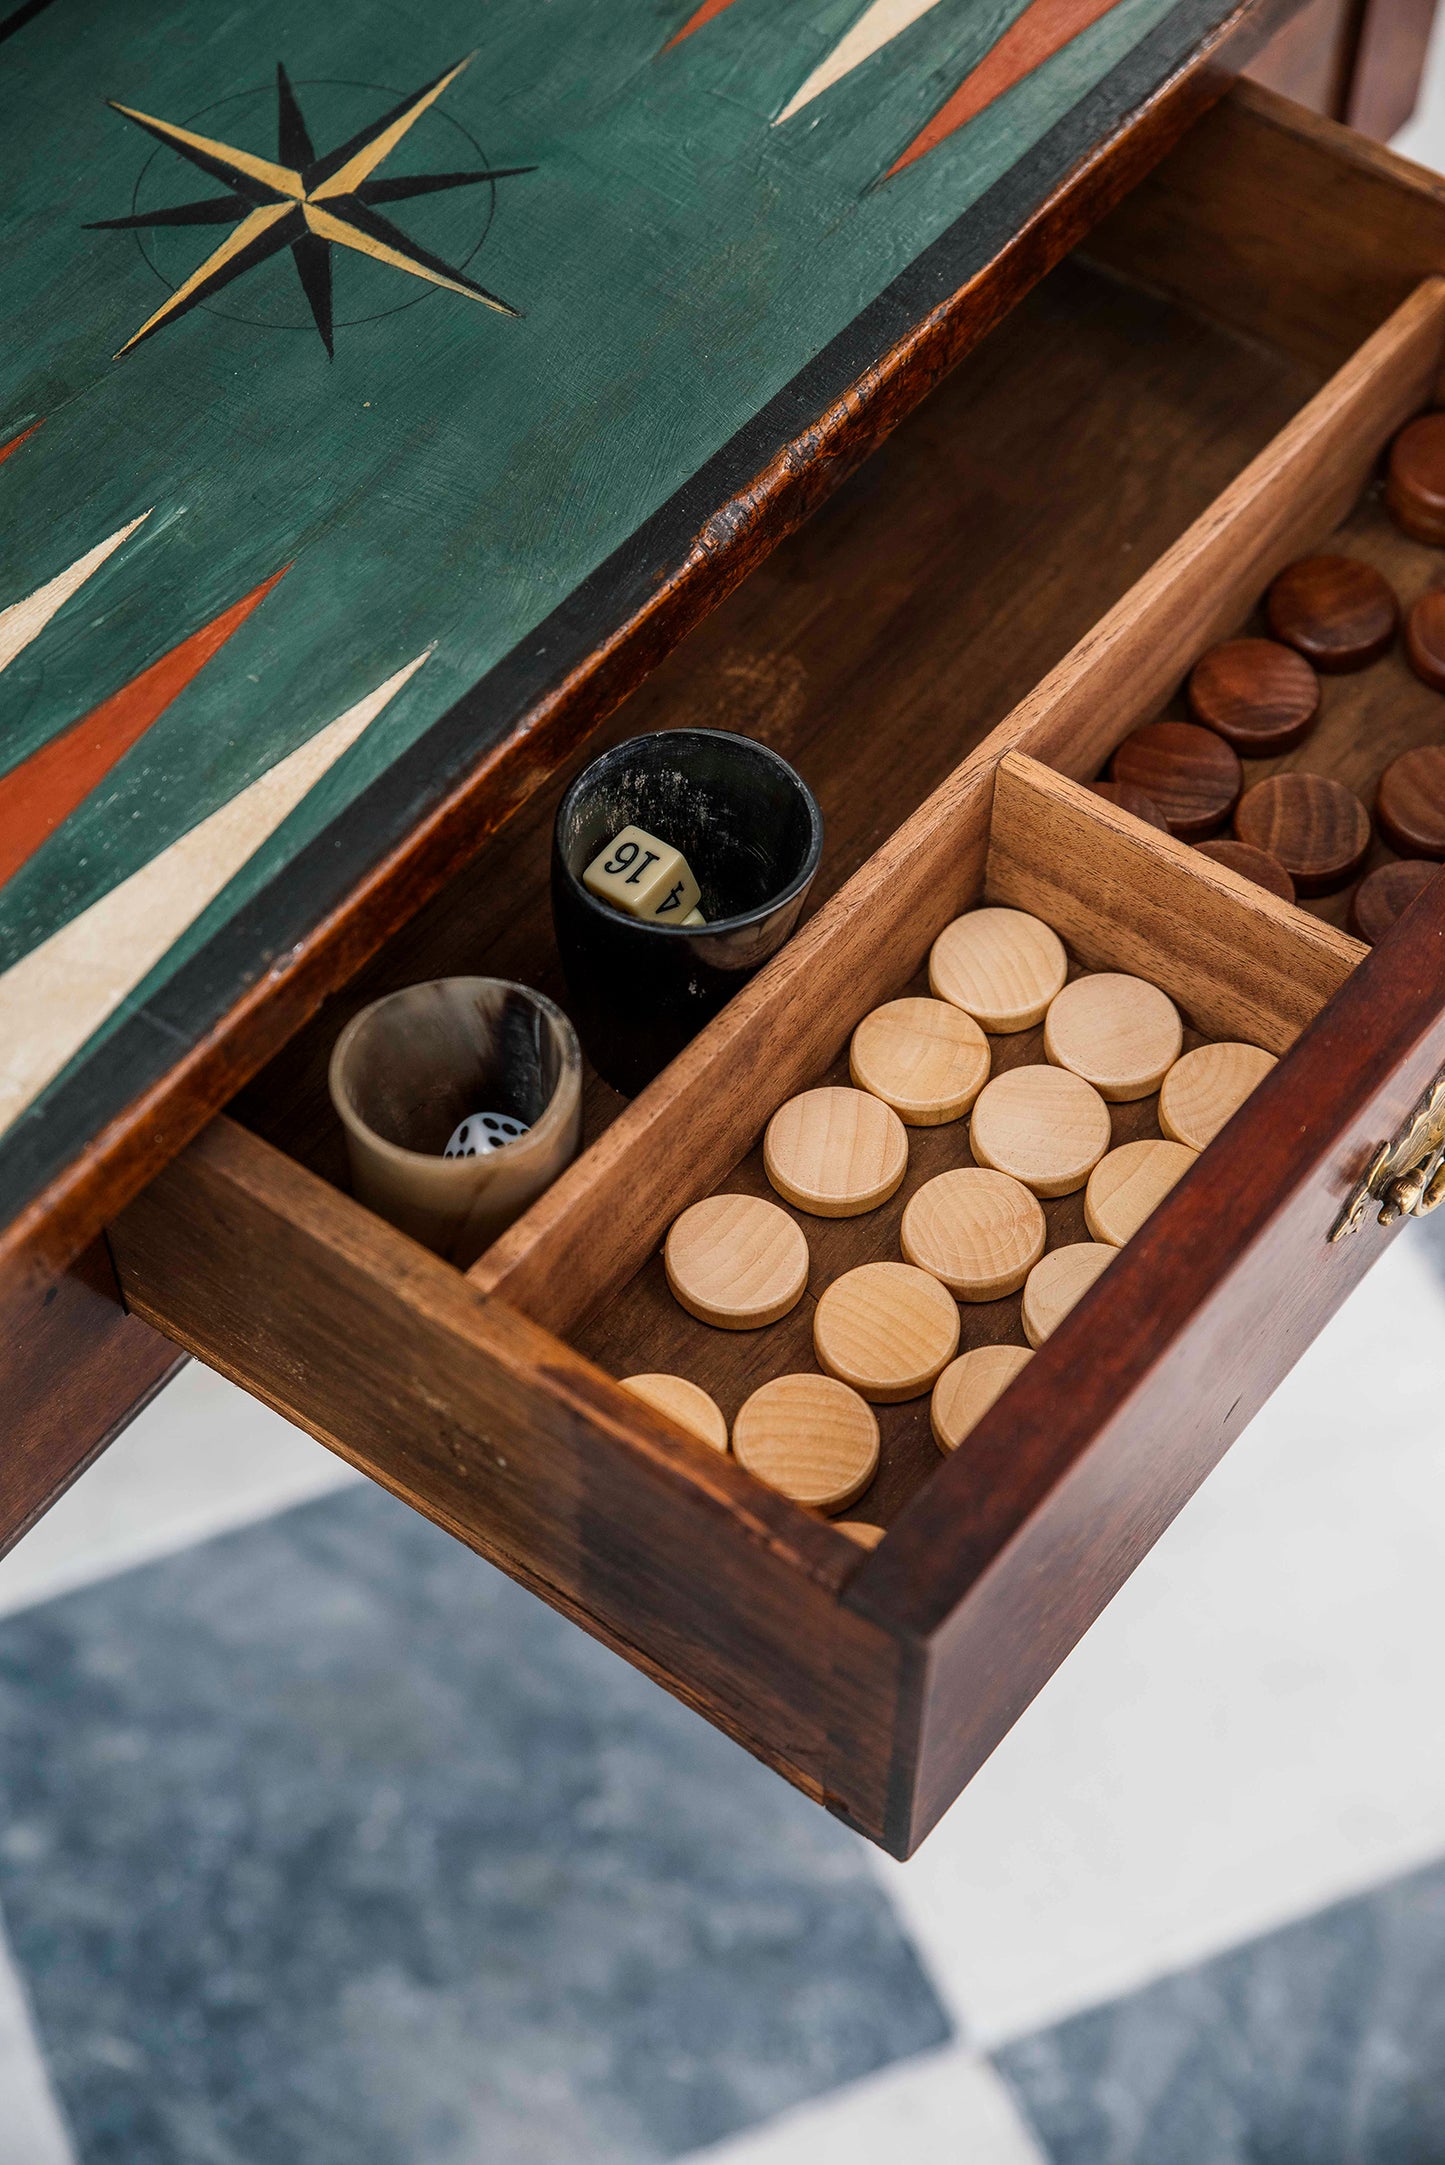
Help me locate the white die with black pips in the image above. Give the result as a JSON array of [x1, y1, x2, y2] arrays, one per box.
[[443, 1111, 530, 1159]]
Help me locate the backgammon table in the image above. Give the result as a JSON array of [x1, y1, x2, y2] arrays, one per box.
[[7, 0, 1445, 1854]]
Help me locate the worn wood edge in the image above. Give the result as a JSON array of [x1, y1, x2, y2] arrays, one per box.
[[987, 752, 1363, 1050], [471, 274, 1445, 1336], [0, 7, 1281, 1310], [849, 872, 1445, 1849]]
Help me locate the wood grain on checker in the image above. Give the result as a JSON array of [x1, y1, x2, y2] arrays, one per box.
[[1234, 771, 1372, 892], [1351, 857, 1443, 942], [927, 907, 1066, 1032], [836, 1520, 886, 1549], [1021, 1242, 1116, 1347], [813, 1262, 960, 1404], [900, 1168, 1045, 1301], [1194, 837, 1296, 901], [1404, 589, 1445, 690], [1265, 552, 1399, 670], [849, 999, 990, 1126], [1186, 637, 1320, 753], [664, 1193, 809, 1329], [732, 1373, 879, 1513], [1158, 1040, 1277, 1149], [620, 1373, 730, 1452], [1043, 972, 1183, 1100], [764, 1088, 908, 1218], [1084, 1137, 1197, 1246], [931, 1343, 1034, 1457], [1387, 411, 1445, 542], [1376, 744, 1445, 858], [969, 1062, 1113, 1196], [1110, 719, 1242, 837]]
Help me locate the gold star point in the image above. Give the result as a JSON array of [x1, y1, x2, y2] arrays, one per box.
[[92, 55, 530, 359]]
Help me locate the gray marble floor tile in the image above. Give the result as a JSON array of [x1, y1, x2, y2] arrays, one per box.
[[0, 1484, 948, 2165], [995, 1856, 1445, 2165]]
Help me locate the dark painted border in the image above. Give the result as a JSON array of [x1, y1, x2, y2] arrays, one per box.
[[0, 0, 1258, 1242]]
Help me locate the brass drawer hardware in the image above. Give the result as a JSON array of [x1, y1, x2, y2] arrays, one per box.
[[1330, 1065, 1445, 1241]]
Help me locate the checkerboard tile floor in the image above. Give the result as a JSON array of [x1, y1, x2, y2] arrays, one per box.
[[9, 37, 1445, 2162], [5, 1212, 1445, 2165]]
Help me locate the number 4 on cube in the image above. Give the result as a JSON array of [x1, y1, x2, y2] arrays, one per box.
[[583, 824, 702, 922]]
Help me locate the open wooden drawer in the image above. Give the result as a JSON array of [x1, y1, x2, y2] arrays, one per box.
[[108, 87, 1445, 1856]]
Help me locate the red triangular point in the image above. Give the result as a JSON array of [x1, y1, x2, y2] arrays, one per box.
[[0, 420, 43, 469], [662, 0, 744, 52], [0, 563, 290, 890], [884, 0, 1126, 179]]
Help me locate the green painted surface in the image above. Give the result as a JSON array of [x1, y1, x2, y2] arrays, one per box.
[[0, 0, 1191, 1197]]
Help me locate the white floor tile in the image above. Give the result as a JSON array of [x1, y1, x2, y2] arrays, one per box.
[[0, 1920, 75, 2165], [1390, 0, 1445, 167], [684, 2046, 1046, 2163], [0, 1361, 358, 1619], [875, 1235, 1445, 2046]]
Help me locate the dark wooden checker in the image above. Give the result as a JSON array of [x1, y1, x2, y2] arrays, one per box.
[[1195, 836, 1296, 901], [1265, 553, 1399, 670], [1387, 411, 1445, 542], [1234, 771, 1372, 894], [1187, 637, 1320, 752], [1404, 588, 1445, 691], [1111, 719, 1243, 837], [1376, 745, 1445, 858], [1351, 858, 1443, 942]]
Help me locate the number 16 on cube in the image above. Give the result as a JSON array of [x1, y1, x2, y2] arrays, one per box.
[[583, 825, 703, 922]]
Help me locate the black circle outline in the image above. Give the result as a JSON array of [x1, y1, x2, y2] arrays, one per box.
[[127, 74, 498, 338]]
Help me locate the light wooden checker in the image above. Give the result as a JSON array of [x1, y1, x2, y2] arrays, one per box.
[[732, 1373, 880, 1513], [849, 997, 990, 1125], [931, 1343, 1034, 1455], [1159, 1041, 1277, 1151], [968, 1063, 1112, 1197], [1083, 1138, 1197, 1248], [1021, 1242, 1115, 1346], [620, 1373, 730, 1452], [664, 1192, 809, 1328], [836, 1520, 886, 1548], [928, 907, 1067, 1032], [813, 1260, 960, 1403], [1043, 972, 1183, 1101], [901, 1167, 1045, 1301], [763, 1086, 908, 1218]]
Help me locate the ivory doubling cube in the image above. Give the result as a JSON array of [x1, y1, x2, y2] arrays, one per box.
[[582, 824, 702, 922]]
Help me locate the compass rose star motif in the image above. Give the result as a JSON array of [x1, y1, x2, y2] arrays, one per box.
[[88, 55, 533, 359]]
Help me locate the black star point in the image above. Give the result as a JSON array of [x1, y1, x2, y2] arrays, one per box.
[[88, 55, 534, 359]]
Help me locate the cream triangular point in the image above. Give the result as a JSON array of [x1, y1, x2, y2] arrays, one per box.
[[0, 646, 432, 1137], [0, 512, 151, 675], [773, 0, 945, 123]]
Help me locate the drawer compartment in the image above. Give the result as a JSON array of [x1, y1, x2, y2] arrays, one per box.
[[111, 91, 1445, 1855]]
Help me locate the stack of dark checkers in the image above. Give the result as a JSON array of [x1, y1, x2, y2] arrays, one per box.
[[1097, 410, 1445, 944]]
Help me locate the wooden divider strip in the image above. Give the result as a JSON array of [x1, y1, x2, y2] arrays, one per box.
[[987, 754, 1363, 1052]]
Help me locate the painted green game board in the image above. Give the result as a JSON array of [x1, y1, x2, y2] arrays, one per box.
[[0, 0, 1244, 1259]]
